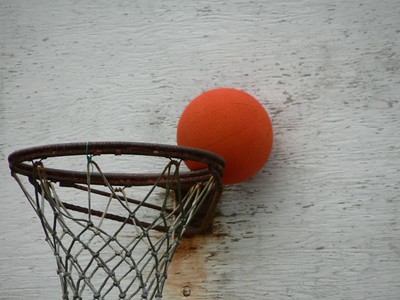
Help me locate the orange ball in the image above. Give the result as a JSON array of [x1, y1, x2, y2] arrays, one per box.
[[177, 88, 273, 184]]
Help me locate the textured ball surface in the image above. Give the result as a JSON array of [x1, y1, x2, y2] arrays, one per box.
[[177, 88, 273, 184]]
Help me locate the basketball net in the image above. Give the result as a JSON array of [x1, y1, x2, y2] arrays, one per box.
[[11, 153, 221, 299]]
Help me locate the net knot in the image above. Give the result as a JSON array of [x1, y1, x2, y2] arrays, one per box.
[[86, 141, 94, 164]]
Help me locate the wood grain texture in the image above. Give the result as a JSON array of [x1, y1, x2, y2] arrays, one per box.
[[1, 0, 399, 299]]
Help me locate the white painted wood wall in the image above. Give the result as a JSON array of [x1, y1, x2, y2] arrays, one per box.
[[1, 0, 399, 299]]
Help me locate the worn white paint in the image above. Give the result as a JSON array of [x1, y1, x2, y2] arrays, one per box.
[[1, 0, 399, 299]]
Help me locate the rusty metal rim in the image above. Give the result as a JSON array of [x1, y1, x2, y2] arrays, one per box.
[[8, 142, 225, 186]]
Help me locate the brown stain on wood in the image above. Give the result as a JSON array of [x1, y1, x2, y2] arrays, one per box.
[[164, 235, 209, 298]]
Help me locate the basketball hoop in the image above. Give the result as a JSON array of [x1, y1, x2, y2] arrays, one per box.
[[8, 142, 224, 299]]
